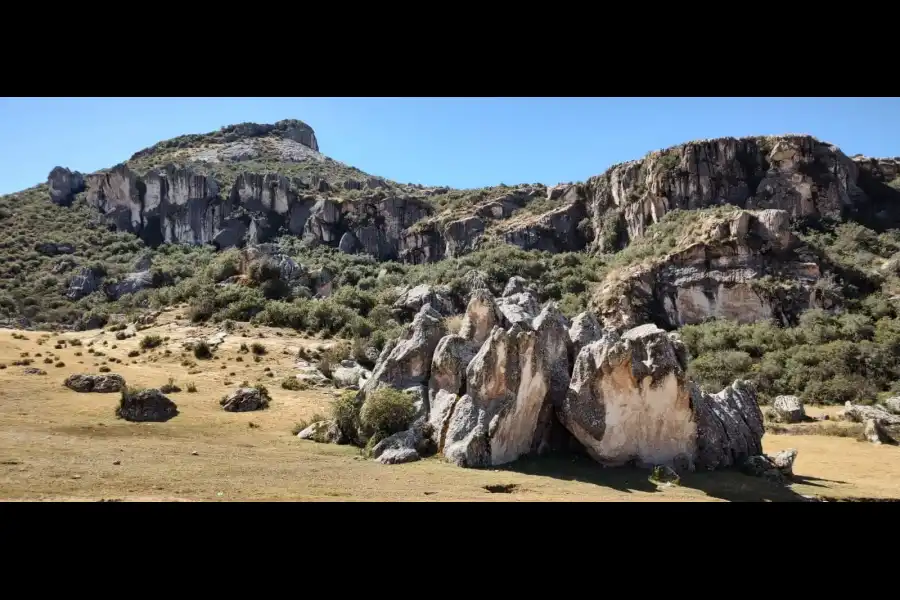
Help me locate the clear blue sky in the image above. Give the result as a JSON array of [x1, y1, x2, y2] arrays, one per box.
[[1, 97, 899, 195]]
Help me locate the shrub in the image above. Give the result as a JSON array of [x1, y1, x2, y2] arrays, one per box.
[[127, 350, 139, 358], [250, 342, 266, 355], [291, 412, 326, 436], [159, 377, 182, 393], [99, 366, 111, 373], [140, 335, 163, 350], [187, 382, 197, 393], [43, 357, 53, 364], [193, 341, 212, 359], [115, 331, 127, 340], [330, 390, 362, 443], [55, 361, 65, 368], [359, 387, 416, 447], [69, 338, 82, 346], [281, 377, 303, 391]]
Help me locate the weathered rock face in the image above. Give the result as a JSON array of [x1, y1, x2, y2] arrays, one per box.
[[297, 420, 346, 444], [882, 397, 900, 415], [842, 402, 900, 426], [65, 373, 125, 393], [691, 380, 765, 470], [359, 304, 446, 405], [567, 311, 602, 357], [593, 209, 829, 329], [104, 270, 153, 300], [501, 200, 589, 253], [429, 335, 479, 400], [459, 289, 501, 345], [220, 387, 271, 412], [577, 135, 870, 251], [773, 395, 805, 424], [116, 389, 178, 422], [496, 291, 540, 329], [864, 418, 896, 445], [560, 324, 698, 467], [67, 267, 99, 300], [392, 284, 455, 319], [331, 360, 372, 390], [48, 166, 85, 206]]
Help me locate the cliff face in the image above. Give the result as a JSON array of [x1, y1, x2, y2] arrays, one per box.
[[567, 135, 874, 252], [53, 127, 900, 268], [592, 208, 834, 330]]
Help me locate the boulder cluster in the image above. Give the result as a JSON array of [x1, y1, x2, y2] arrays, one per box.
[[299, 276, 776, 473]]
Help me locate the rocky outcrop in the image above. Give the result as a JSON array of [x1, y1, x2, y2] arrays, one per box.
[[64, 373, 125, 393], [220, 387, 271, 412], [116, 389, 178, 422], [67, 267, 99, 300], [593, 208, 829, 329], [773, 395, 806, 423], [392, 284, 455, 319], [48, 166, 85, 206], [358, 304, 447, 410], [496, 291, 540, 329], [458, 289, 501, 345], [501, 200, 589, 253], [567, 311, 602, 357], [841, 402, 900, 426], [864, 419, 896, 445], [297, 420, 346, 444], [881, 397, 900, 415], [331, 361, 372, 390], [104, 270, 153, 300], [369, 424, 435, 464], [577, 135, 871, 251], [691, 380, 765, 470]]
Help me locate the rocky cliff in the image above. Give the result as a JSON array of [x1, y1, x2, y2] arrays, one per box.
[[48, 125, 900, 271]]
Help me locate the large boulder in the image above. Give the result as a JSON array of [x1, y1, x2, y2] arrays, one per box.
[[691, 380, 765, 470], [64, 373, 125, 393], [297, 420, 346, 444], [116, 389, 178, 422], [773, 395, 805, 423], [567, 311, 602, 357], [428, 335, 478, 399], [496, 291, 540, 329], [331, 360, 372, 390], [559, 324, 698, 468], [370, 424, 435, 465], [220, 387, 271, 412]]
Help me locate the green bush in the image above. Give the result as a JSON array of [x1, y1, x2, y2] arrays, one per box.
[[193, 341, 213, 359], [140, 335, 163, 350], [359, 387, 416, 446], [330, 390, 362, 443]]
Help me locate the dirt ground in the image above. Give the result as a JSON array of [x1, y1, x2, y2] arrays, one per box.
[[1, 312, 899, 502]]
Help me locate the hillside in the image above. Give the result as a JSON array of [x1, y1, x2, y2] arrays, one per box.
[[2, 120, 900, 411]]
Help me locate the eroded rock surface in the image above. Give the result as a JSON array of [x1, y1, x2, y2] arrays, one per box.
[[773, 395, 805, 424], [297, 420, 346, 444], [864, 418, 896, 445], [65, 373, 125, 393], [116, 389, 178, 422], [220, 387, 271, 412], [691, 380, 765, 470], [842, 402, 900, 426]]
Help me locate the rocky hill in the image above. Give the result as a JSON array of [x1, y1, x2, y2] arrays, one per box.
[[3, 120, 900, 409]]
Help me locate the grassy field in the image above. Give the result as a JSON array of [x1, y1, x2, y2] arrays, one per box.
[[1, 311, 899, 502]]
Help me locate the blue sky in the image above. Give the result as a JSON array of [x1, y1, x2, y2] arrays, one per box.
[[1, 97, 898, 195]]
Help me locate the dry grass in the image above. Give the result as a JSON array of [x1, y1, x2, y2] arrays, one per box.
[[1, 312, 899, 502]]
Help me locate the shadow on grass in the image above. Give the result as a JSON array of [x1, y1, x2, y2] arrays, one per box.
[[495, 454, 814, 502]]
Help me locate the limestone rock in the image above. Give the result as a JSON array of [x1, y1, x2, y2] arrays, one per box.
[[864, 418, 896, 445], [568, 311, 602, 357], [429, 335, 478, 399], [429, 389, 461, 452], [64, 373, 125, 393], [48, 166, 85, 206], [496, 292, 540, 329], [443, 217, 485, 257], [67, 267, 99, 300], [220, 387, 271, 412], [370, 424, 435, 465], [502, 276, 530, 297], [771, 448, 798, 476], [740, 455, 785, 483], [116, 389, 178, 422], [105, 270, 153, 300], [360, 304, 446, 401], [881, 397, 900, 415], [773, 395, 805, 423], [560, 323, 697, 468], [392, 284, 455, 319], [842, 402, 900, 426], [458, 288, 501, 345], [691, 380, 765, 470], [297, 420, 346, 444], [331, 361, 372, 390]]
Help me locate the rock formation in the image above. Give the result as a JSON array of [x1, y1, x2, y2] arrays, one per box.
[[841, 402, 900, 426], [592, 208, 831, 329], [67, 267, 99, 300], [301, 276, 768, 476], [864, 419, 896, 445], [48, 166, 85, 206], [220, 387, 271, 412], [882, 397, 900, 415], [64, 373, 125, 393], [773, 395, 806, 423], [116, 389, 178, 422]]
